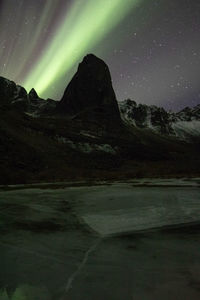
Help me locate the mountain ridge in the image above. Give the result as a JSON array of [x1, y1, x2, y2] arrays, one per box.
[[0, 54, 200, 183], [1, 72, 199, 142], [1, 74, 200, 141], [119, 99, 200, 141]]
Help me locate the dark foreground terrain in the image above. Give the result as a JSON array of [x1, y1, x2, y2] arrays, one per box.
[[0, 180, 200, 300]]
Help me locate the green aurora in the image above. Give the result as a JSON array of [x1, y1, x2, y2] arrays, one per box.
[[23, 0, 140, 97]]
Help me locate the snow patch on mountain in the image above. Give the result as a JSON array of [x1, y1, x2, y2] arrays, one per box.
[[56, 136, 117, 154], [172, 121, 200, 140]]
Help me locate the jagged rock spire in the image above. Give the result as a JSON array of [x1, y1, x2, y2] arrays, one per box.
[[56, 54, 121, 126]]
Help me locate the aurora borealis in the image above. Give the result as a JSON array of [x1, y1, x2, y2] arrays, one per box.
[[0, 0, 200, 110], [24, 0, 140, 96]]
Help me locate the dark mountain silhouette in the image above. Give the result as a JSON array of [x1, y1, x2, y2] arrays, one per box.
[[0, 76, 28, 110], [0, 54, 200, 184], [56, 54, 121, 133], [57, 54, 120, 116], [29, 88, 39, 101]]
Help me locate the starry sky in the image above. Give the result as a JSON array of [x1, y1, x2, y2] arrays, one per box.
[[0, 0, 200, 111]]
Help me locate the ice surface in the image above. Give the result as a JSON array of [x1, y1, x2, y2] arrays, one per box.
[[0, 181, 200, 300], [78, 184, 200, 236]]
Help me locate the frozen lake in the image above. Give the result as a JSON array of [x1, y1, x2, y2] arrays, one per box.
[[0, 179, 200, 299]]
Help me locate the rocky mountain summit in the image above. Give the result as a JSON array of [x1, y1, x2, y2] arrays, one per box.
[[56, 54, 121, 132], [119, 99, 200, 141]]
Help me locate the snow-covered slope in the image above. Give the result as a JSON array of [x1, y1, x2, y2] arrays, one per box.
[[119, 99, 200, 141], [172, 121, 200, 140]]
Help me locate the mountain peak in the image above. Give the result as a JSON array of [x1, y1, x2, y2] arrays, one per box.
[[29, 88, 38, 101], [56, 54, 121, 129], [80, 53, 106, 65], [76, 53, 112, 82], [82, 53, 100, 61]]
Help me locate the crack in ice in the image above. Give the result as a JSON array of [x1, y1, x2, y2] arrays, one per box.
[[60, 238, 102, 299]]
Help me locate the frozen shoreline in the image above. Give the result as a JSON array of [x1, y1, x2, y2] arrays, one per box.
[[0, 177, 200, 191]]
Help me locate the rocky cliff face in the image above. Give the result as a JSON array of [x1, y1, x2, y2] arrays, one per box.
[[119, 99, 200, 141], [119, 99, 173, 135], [0, 76, 56, 115], [171, 105, 200, 140], [176, 105, 200, 121], [0, 76, 28, 110], [56, 54, 121, 129]]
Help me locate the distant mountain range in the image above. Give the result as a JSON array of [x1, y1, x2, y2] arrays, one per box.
[[0, 54, 199, 183], [1, 55, 200, 142], [119, 100, 200, 141]]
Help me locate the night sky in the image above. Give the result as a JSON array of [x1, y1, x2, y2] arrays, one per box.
[[0, 0, 200, 111]]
